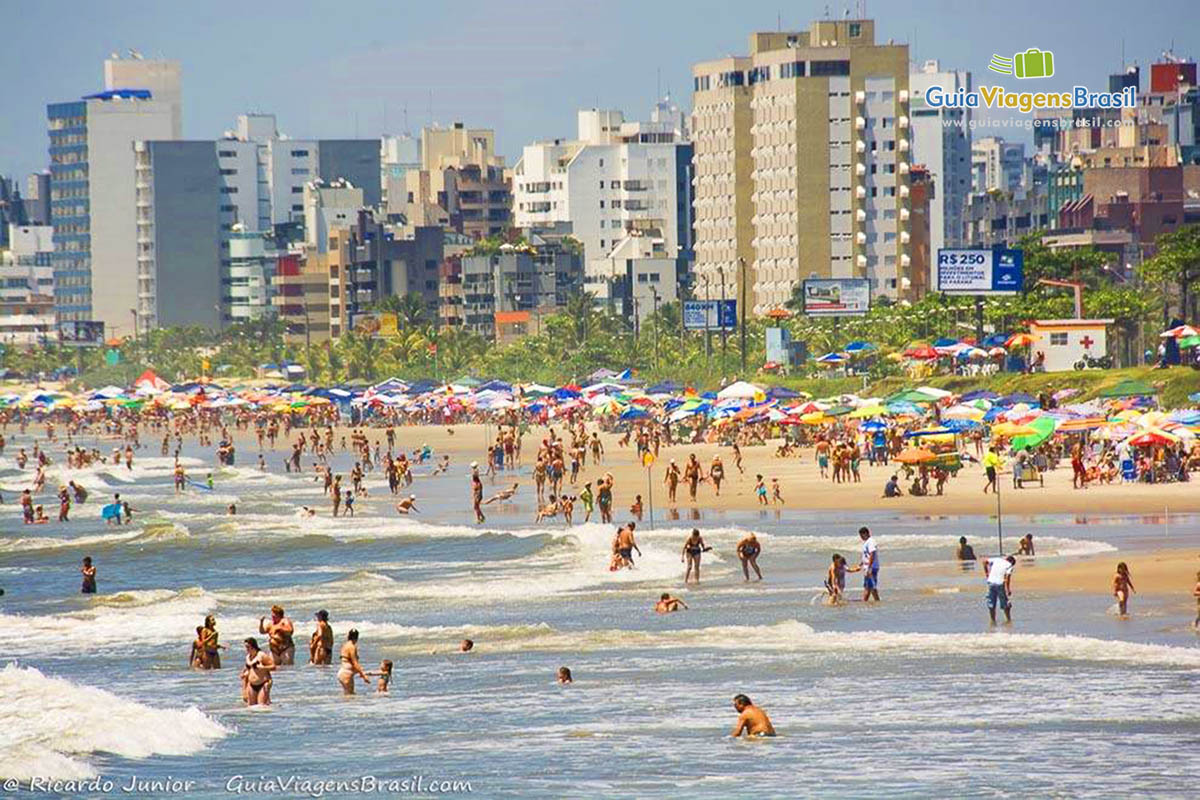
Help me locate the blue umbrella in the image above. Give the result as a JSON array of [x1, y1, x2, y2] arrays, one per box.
[[932, 337, 959, 348], [620, 406, 649, 420], [766, 386, 802, 399], [942, 418, 981, 432], [860, 419, 887, 432], [906, 427, 954, 438], [982, 333, 1009, 348], [844, 341, 876, 353], [995, 392, 1037, 406], [817, 352, 848, 363], [961, 389, 1000, 401], [887, 400, 922, 415]]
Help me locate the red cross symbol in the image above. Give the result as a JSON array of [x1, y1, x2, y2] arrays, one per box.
[[1080, 335, 1095, 349]]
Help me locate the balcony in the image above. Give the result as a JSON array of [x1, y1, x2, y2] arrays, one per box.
[[622, 180, 650, 192]]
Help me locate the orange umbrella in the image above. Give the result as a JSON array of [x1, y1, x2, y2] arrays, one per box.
[[1006, 332, 1039, 348], [765, 308, 792, 320], [894, 447, 937, 464]]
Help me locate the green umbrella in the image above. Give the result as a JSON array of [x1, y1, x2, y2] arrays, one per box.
[[1179, 335, 1200, 349], [887, 389, 937, 404], [1010, 416, 1056, 451]]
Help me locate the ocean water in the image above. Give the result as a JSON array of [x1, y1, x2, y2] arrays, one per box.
[[2, 435, 1199, 798]]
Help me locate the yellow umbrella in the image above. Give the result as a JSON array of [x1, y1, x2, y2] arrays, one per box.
[[848, 405, 887, 419], [800, 411, 831, 425], [991, 421, 1036, 437]]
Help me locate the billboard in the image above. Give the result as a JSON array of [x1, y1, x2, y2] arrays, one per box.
[[683, 299, 737, 331], [801, 279, 870, 317], [58, 320, 105, 346], [936, 248, 1024, 294], [350, 312, 398, 338]]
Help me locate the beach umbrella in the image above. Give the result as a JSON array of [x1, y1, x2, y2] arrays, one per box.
[[1011, 416, 1057, 451], [1159, 324, 1200, 338], [961, 390, 1000, 402], [931, 337, 959, 348], [844, 341, 875, 354], [944, 404, 985, 421], [764, 307, 792, 320], [894, 447, 937, 464], [995, 392, 1037, 407], [981, 333, 1010, 348], [717, 381, 765, 401], [987, 346, 1008, 357], [889, 389, 937, 404], [902, 345, 939, 360], [619, 406, 649, 420], [1127, 429, 1179, 447], [860, 419, 887, 432], [1005, 333, 1038, 348], [1179, 335, 1200, 349], [816, 352, 848, 364], [991, 421, 1037, 438], [886, 400, 923, 416], [942, 418, 981, 432], [765, 386, 803, 400], [824, 405, 855, 417], [916, 386, 954, 400], [848, 404, 888, 419]]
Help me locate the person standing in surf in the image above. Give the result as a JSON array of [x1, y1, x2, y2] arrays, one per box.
[[681, 528, 707, 584], [259, 605, 295, 665], [854, 527, 879, 602], [241, 637, 276, 706], [1112, 562, 1135, 617], [982, 554, 1015, 625], [310, 609, 334, 665], [471, 462, 486, 523], [736, 533, 763, 582], [337, 629, 371, 695], [80, 556, 96, 594]]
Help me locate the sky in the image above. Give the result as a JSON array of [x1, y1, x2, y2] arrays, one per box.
[[0, 0, 1194, 179]]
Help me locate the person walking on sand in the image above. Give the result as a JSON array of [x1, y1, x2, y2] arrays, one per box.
[[983, 554, 1015, 625], [983, 446, 1003, 494], [730, 694, 776, 737], [664, 460, 681, 504], [681, 528, 707, 584], [1112, 562, 1135, 617], [736, 533, 763, 582]]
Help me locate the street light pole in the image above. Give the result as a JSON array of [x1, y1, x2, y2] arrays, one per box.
[[703, 274, 712, 372], [738, 256, 747, 373], [717, 265, 727, 365], [651, 287, 660, 372]]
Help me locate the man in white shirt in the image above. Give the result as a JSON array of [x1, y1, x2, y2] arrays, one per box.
[[857, 526, 880, 602], [983, 554, 1016, 624]]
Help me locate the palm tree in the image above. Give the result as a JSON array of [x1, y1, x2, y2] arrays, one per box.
[[564, 290, 599, 347]]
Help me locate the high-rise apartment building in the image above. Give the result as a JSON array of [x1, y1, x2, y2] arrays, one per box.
[[512, 104, 694, 289], [971, 136, 1025, 193], [691, 19, 911, 309], [47, 55, 181, 332], [909, 60, 972, 252]]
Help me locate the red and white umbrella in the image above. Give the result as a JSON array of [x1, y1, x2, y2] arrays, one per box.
[[1160, 324, 1200, 338]]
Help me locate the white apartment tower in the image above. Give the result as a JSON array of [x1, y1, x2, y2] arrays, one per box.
[[909, 60, 972, 252], [512, 103, 694, 285]]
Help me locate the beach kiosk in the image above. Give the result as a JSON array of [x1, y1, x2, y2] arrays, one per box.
[[1028, 319, 1113, 372]]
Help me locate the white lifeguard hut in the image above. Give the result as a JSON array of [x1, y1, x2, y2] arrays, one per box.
[[1029, 319, 1114, 372]]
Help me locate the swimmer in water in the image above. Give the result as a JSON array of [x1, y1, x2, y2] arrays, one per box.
[[655, 592, 688, 614], [460, 638, 474, 652], [557, 667, 573, 684], [301, 506, 317, 517], [337, 629, 371, 695], [730, 694, 776, 737], [395, 495, 418, 514], [80, 556, 97, 594], [1112, 562, 1135, 617], [259, 605, 295, 666], [484, 483, 519, 505]]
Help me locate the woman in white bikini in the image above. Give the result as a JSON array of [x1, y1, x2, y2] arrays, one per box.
[[337, 629, 371, 695]]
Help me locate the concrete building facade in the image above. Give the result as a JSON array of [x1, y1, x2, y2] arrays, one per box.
[[47, 56, 182, 332], [691, 19, 911, 310]]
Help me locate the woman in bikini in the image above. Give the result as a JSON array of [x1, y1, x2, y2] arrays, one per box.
[[1112, 562, 1136, 616], [202, 614, 225, 669], [681, 528, 707, 584], [709, 456, 726, 497], [337, 629, 371, 695], [310, 609, 334, 665], [241, 637, 276, 706]]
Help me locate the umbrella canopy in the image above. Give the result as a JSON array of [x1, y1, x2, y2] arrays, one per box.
[[894, 447, 937, 464], [860, 419, 887, 432], [816, 352, 848, 364], [902, 345, 939, 360], [844, 341, 875, 353], [646, 381, 684, 394], [995, 392, 1037, 406], [764, 307, 792, 320], [961, 389, 1000, 402], [1006, 333, 1038, 348], [1160, 324, 1199, 338], [931, 337, 959, 348], [1127, 429, 1179, 447], [765, 386, 803, 400], [848, 404, 888, 419], [1011, 416, 1057, 451]]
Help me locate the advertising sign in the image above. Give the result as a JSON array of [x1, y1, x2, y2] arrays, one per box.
[[58, 320, 105, 346], [683, 299, 737, 331], [801, 279, 870, 317], [351, 312, 399, 338], [936, 248, 1024, 294]]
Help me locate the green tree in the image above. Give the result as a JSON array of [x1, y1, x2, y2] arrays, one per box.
[[1142, 224, 1200, 322]]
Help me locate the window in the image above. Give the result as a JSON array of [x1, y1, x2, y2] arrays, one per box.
[[291, 168, 309, 176], [290, 149, 309, 157], [220, 187, 238, 194], [218, 150, 236, 158], [1050, 332, 1068, 346], [220, 168, 237, 175], [780, 61, 805, 79], [220, 204, 236, 212], [291, 186, 303, 194], [810, 60, 850, 76], [849, 22, 862, 38], [291, 204, 303, 211], [748, 65, 771, 85]]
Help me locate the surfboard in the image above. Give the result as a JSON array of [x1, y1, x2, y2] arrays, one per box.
[[101, 502, 122, 520], [188, 480, 214, 492]]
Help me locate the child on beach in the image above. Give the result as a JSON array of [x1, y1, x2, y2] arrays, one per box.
[[770, 478, 783, 505], [754, 475, 768, 506], [557, 667, 573, 684], [630, 495, 643, 520], [825, 554, 847, 604], [1112, 562, 1135, 616]]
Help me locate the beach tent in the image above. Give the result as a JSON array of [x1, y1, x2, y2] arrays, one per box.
[[1099, 379, 1156, 398], [132, 369, 169, 393], [716, 381, 764, 401]]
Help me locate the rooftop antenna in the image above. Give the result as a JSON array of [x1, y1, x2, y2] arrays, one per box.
[[403, 104, 409, 136]]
